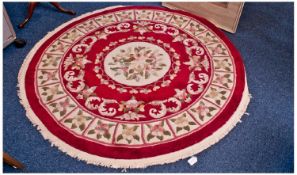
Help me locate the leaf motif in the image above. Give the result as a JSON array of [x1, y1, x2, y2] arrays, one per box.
[[71, 123, 77, 129], [59, 110, 66, 116], [46, 95, 53, 101], [52, 108, 59, 113], [199, 115, 204, 121], [209, 107, 216, 111], [157, 135, 164, 140], [64, 118, 73, 123], [147, 133, 154, 141], [133, 135, 140, 141], [188, 122, 196, 125], [176, 127, 182, 133], [88, 130, 95, 135], [183, 126, 190, 131], [79, 123, 85, 131], [96, 134, 102, 139], [117, 135, 123, 141], [190, 108, 196, 112], [216, 100, 221, 105], [104, 132, 111, 139], [133, 125, 139, 131], [163, 131, 171, 136]]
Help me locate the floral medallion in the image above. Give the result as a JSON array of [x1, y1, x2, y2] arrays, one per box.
[[104, 42, 171, 86], [19, 6, 249, 168]]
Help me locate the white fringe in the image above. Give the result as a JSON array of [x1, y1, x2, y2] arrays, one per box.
[[17, 5, 251, 169]]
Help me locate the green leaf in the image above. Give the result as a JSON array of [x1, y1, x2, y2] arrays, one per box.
[[209, 107, 216, 111], [71, 123, 77, 129], [96, 134, 102, 139], [183, 126, 190, 131], [133, 135, 140, 141], [46, 95, 53, 101], [199, 115, 204, 121], [52, 108, 59, 113], [220, 91, 227, 95], [104, 132, 111, 139], [176, 127, 182, 133], [79, 123, 85, 131], [59, 110, 66, 116], [133, 125, 139, 131], [163, 131, 171, 136], [88, 130, 95, 135], [147, 133, 154, 141], [216, 100, 221, 105], [64, 118, 73, 123], [157, 135, 164, 140], [117, 135, 123, 141], [188, 122, 196, 125]]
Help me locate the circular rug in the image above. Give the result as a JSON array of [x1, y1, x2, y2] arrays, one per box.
[[18, 6, 250, 168]]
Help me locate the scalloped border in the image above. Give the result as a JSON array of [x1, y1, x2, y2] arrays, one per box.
[[17, 5, 250, 169]]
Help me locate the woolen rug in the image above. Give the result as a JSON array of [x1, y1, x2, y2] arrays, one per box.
[[18, 5, 250, 168]]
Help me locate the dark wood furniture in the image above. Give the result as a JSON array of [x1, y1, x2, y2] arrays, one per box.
[[3, 152, 25, 169], [18, 2, 76, 29]]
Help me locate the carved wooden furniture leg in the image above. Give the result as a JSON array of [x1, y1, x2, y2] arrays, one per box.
[[50, 2, 76, 15], [3, 152, 25, 169], [18, 2, 39, 29], [18, 2, 76, 29]]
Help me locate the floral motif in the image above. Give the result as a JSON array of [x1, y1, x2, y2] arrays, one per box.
[[174, 89, 191, 103], [154, 12, 172, 22], [133, 21, 152, 35], [119, 96, 144, 113], [214, 58, 232, 72], [209, 44, 227, 55], [64, 54, 91, 70], [41, 55, 60, 68], [87, 120, 114, 139], [116, 125, 140, 144], [213, 73, 233, 88], [197, 32, 219, 44], [185, 22, 205, 35], [115, 11, 134, 21], [41, 84, 64, 101], [190, 101, 216, 121], [95, 14, 116, 25], [184, 55, 209, 71], [135, 10, 153, 20], [38, 70, 58, 85], [205, 87, 228, 105], [107, 45, 167, 82], [170, 114, 196, 133], [49, 98, 76, 117], [49, 41, 68, 53], [146, 121, 171, 141], [64, 110, 93, 131], [61, 29, 82, 42], [171, 15, 189, 28], [77, 20, 98, 32]]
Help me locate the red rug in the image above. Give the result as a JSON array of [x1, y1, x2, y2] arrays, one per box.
[[18, 6, 250, 168]]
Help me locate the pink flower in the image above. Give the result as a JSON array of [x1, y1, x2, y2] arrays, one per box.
[[150, 124, 164, 137], [95, 123, 109, 135]]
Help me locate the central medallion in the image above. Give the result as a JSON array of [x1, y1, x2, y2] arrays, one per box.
[[104, 42, 171, 86]]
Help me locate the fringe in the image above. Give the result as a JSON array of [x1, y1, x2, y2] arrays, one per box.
[[17, 5, 251, 169]]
